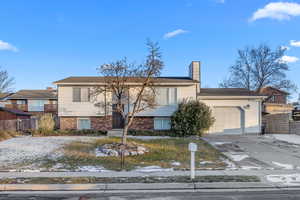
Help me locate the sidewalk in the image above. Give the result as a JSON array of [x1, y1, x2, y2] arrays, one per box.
[[1, 169, 300, 191], [1, 169, 300, 179]]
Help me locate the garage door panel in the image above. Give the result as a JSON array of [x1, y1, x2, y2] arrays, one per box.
[[209, 107, 244, 135]]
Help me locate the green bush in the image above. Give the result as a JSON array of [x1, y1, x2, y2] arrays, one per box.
[[171, 99, 215, 137], [32, 129, 107, 137]]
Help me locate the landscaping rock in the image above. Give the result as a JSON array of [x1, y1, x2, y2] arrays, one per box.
[[95, 143, 148, 157]]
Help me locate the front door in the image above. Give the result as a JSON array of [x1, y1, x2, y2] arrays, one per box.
[[112, 104, 124, 129]]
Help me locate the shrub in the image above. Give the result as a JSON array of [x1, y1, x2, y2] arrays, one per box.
[[0, 131, 19, 141], [32, 129, 107, 137], [171, 99, 215, 137], [128, 129, 177, 137], [38, 114, 55, 132]]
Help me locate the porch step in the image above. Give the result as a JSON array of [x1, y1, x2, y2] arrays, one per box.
[[107, 129, 123, 137]]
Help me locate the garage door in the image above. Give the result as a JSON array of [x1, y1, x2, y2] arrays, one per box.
[[209, 107, 244, 135]]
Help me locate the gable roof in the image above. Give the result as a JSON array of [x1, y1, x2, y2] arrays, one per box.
[[8, 90, 57, 100], [54, 76, 198, 84], [0, 107, 31, 116], [259, 86, 289, 95], [0, 93, 13, 100], [198, 88, 262, 97]]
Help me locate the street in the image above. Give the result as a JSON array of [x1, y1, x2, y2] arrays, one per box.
[[2, 190, 300, 200]]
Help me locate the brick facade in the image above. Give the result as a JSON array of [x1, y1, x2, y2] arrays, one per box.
[[129, 117, 154, 130], [60, 116, 154, 131], [60, 117, 77, 130], [91, 116, 112, 131]]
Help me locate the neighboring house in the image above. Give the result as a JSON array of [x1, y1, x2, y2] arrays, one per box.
[[0, 93, 13, 107], [54, 61, 265, 135], [0, 107, 31, 120], [5, 88, 58, 116], [259, 86, 293, 114]]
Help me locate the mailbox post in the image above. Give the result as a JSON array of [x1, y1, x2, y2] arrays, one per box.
[[188, 142, 198, 180]]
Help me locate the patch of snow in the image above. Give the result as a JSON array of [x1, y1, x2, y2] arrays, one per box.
[[212, 142, 230, 146], [200, 161, 214, 165], [222, 158, 237, 170], [272, 161, 294, 170], [22, 169, 41, 172], [77, 166, 111, 172], [266, 174, 300, 186], [171, 162, 181, 166], [95, 149, 108, 157], [265, 134, 300, 145], [241, 166, 262, 170], [225, 153, 249, 162], [134, 166, 174, 173]]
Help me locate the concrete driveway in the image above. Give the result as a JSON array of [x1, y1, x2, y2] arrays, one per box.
[[203, 134, 300, 170]]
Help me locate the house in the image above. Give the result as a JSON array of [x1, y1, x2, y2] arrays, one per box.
[[0, 107, 32, 120], [5, 88, 58, 116], [54, 61, 265, 135], [259, 86, 293, 114], [0, 93, 13, 107]]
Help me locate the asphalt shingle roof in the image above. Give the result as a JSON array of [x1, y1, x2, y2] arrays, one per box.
[[8, 90, 57, 100], [54, 76, 198, 84], [0, 107, 31, 116], [198, 88, 262, 96]]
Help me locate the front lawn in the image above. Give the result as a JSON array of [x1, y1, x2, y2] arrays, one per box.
[[41, 137, 226, 171]]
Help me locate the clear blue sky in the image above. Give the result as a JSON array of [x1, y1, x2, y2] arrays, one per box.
[[0, 0, 300, 99]]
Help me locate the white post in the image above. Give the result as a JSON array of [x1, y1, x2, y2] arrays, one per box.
[[188, 142, 197, 180]]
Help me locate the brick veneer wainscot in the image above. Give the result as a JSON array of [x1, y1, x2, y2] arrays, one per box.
[[129, 117, 154, 130], [91, 116, 112, 131]]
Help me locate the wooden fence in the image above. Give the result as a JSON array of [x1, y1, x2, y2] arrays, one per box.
[[0, 118, 38, 132]]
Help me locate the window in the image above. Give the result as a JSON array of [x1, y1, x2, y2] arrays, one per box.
[[28, 100, 47, 111], [77, 118, 91, 130], [154, 118, 171, 130], [16, 100, 26, 105], [73, 88, 90, 102], [168, 88, 177, 105], [156, 88, 177, 105]]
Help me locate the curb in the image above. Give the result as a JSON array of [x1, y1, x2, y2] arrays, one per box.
[[0, 182, 290, 191]]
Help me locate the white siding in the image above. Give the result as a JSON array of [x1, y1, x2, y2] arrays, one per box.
[[58, 84, 197, 117], [200, 99, 261, 134], [58, 86, 108, 117]]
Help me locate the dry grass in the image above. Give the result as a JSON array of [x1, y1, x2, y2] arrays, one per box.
[[0, 175, 260, 184], [49, 137, 226, 171], [0, 131, 19, 142]]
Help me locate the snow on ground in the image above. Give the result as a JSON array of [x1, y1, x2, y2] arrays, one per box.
[[265, 134, 300, 145], [266, 174, 300, 186], [77, 166, 112, 172], [0, 136, 96, 167], [171, 162, 181, 166], [224, 153, 249, 162], [272, 161, 294, 170], [134, 166, 174, 173]]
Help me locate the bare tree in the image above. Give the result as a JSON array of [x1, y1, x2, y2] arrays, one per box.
[[95, 40, 163, 145], [220, 44, 297, 93], [0, 67, 14, 93]]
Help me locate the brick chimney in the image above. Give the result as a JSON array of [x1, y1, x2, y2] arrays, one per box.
[[46, 87, 54, 91], [189, 61, 201, 93]]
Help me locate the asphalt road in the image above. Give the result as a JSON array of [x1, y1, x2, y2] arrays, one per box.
[[2, 190, 300, 200]]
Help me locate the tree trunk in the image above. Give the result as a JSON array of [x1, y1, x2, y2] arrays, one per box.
[[122, 125, 129, 145]]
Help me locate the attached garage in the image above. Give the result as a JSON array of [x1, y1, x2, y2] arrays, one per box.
[[209, 106, 245, 134], [198, 88, 266, 135]]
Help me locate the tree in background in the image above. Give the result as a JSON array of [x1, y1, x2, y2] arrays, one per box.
[[220, 44, 297, 93], [0, 67, 14, 93], [95, 40, 163, 145], [171, 99, 215, 137]]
